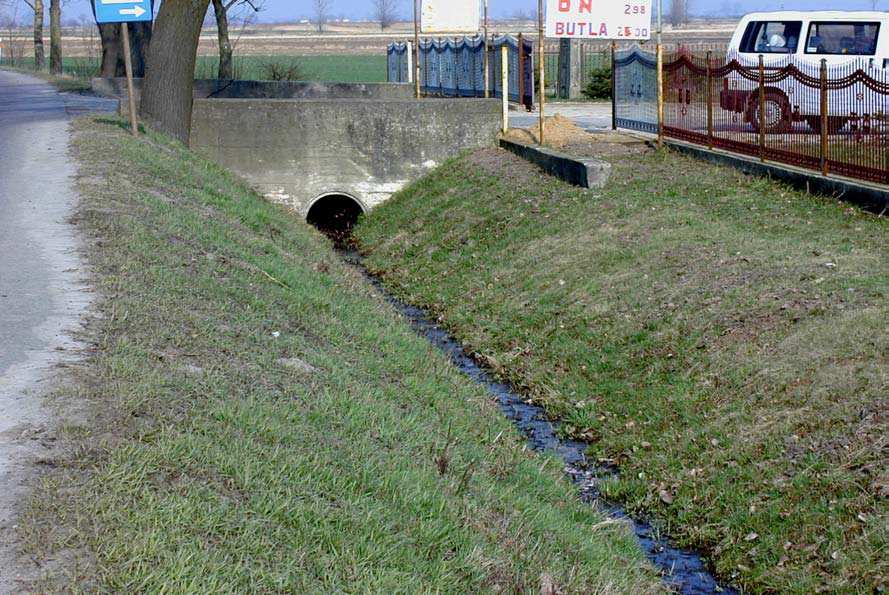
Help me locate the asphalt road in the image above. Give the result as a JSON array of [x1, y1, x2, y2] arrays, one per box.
[[0, 70, 113, 593]]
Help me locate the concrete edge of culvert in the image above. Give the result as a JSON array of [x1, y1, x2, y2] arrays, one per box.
[[498, 138, 611, 189]]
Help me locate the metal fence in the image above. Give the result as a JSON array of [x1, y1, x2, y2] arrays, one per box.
[[614, 46, 889, 185], [387, 36, 535, 109], [614, 46, 659, 134]]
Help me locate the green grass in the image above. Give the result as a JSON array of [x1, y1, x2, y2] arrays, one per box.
[[355, 147, 889, 593], [21, 117, 662, 593], [1, 54, 386, 84], [194, 54, 387, 83]]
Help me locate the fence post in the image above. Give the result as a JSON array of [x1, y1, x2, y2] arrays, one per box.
[[611, 41, 617, 131], [502, 45, 509, 135], [758, 54, 766, 162], [424, 38, 430, 97], [820, 58, 829, 177], [706, 50, 713, 149], [413, 0, 420, 98], [657, 43, 664, 148]]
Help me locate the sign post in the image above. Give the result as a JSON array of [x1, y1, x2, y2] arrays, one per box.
[[93, 0, 152, 137], [119, 23, 138, 137]]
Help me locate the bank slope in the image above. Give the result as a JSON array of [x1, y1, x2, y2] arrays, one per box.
[[18, 118, 662, 593], [356, 147, 888, 593]]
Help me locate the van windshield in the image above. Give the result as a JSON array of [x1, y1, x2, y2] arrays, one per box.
[[740, 21, 802, 54], [806, 22, 880, 55]]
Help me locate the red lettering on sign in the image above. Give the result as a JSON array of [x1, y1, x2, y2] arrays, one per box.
[[579, 0, 592, 13], [558, 0, 570, 11], [555, 22, 565, 35]]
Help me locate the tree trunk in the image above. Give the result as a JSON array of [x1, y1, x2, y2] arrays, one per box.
[[140, 0, 209, 142], [129, 23, 153, 77], [212, 0, 233, 80], [33, 0, 45, 70], [99, 23, 152, 78], [49, 0, 61, 75], [98, 24, 121, 77]]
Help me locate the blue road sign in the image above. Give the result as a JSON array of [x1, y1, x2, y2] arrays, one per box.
[[93, 0, 152, 24]]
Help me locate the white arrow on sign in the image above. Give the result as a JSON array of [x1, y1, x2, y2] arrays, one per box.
[[119, 5, 146, 16]]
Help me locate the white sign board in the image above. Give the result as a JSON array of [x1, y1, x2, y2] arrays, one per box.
[[421, 0, 480, 34], [545, 0, 652, 40]]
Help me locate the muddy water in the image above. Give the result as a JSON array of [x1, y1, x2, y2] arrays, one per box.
[[340, 250, 737, 595]]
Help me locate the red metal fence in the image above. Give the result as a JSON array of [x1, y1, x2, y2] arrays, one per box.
[[616, 47, 889, 186]]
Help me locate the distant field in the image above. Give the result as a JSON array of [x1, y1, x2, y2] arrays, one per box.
[[194, 54, 387, 83], [0, 54, 388, 83]]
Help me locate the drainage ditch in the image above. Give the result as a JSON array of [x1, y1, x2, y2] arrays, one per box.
[[309, 209, 738, 594]]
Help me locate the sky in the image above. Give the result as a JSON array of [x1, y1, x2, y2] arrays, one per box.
[[253, 0, 885, 22]]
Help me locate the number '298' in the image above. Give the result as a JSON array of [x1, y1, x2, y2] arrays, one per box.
[[625, 4, 646, 14]]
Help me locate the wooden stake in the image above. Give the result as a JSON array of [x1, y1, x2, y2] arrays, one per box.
[[611, 41, 617, 130], [120, 23, 138, 137], [483, 0, 489, 99], [656, 43, 664, 148], [538, 0, 545, 146], [413, 0, 421, 98], [820, 59, 829, 177], [706, 50, 713, 149], [501, 44, 509, 135], [758, 54, 766, 162]]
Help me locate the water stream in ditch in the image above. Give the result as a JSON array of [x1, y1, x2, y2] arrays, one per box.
[[336, 247, 738, 595]]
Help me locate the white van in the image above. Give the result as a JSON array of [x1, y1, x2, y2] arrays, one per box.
[[721, 11, 889, 133]]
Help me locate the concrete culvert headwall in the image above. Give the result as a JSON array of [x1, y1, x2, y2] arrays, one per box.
[[306, 193, 365, 245], [187, 94, 501, 216], [93, 79, 500, 216]]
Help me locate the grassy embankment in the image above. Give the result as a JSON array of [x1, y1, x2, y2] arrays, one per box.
[[1, 54, 386, 87], [20, 117, 662, 593], [356, 147, 888, 592]]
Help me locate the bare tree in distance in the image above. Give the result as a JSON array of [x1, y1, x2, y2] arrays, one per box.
[[6, 0, 45, 69], [49, 0, 60, 73], [372, 0, 398, 30], [211, 0, 265, 79], [670, 0, 688, 28], [313, 0, 330, 33]]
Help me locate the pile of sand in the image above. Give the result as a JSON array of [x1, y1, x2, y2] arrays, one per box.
[[503, 114, 652, 157], [503, 114, 591, 148]]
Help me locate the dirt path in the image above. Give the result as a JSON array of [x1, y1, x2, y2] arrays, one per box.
[[0, 70, 113, 593]]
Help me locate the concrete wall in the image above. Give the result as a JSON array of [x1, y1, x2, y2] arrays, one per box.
[[189, 98, 501, 215]]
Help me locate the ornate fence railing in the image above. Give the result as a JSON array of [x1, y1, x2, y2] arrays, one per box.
[[614, 46, 889, 186], [387, 36, 535, 110]]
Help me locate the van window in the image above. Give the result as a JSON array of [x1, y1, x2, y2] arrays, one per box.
[[806, 22, 880, 55], [739, 21, 802, 54]]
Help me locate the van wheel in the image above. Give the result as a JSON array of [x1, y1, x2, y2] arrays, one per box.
[[806, 116, 849, 135], [746, 89, 792, 134]]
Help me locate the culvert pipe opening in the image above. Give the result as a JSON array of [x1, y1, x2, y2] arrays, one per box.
[[306, 194, 364, 247]]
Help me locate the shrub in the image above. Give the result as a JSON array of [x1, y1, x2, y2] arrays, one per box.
[[260, 59, 303, 82], [582, 66, 612, 100]]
